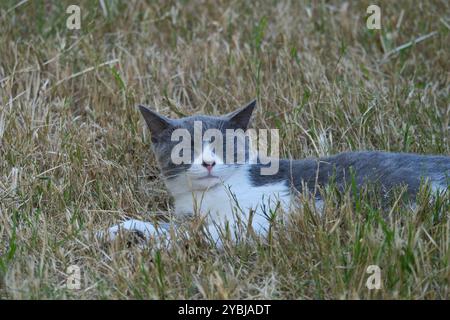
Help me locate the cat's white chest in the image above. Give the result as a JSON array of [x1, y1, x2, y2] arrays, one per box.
[[169, 167, 291, 226]]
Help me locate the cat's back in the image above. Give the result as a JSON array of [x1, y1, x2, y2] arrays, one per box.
[[324, 151, 449, 173], [287, 151, 449, 194]]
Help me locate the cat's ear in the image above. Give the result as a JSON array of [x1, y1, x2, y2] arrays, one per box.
[[225, 99, 256, 129], [138, 105, 173, 141]]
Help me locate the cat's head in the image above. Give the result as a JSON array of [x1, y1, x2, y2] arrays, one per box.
[[138, 100, 256, 192]]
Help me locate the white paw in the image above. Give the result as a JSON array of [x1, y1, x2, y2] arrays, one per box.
[[96, 219, 170, 242]]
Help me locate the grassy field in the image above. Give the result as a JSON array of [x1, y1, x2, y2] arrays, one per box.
[[0, 0, 449, 299]]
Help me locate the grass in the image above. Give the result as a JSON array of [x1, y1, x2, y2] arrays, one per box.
[[0, 0, 449, 299]]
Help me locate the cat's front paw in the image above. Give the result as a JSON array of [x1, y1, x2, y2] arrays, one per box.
[[96, 219, 167, 243]]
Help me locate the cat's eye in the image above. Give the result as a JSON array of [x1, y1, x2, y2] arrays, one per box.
[[203, 137, 215, 144]]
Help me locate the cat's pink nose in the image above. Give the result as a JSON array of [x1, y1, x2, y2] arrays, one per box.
[[202, 160, 216, 173]]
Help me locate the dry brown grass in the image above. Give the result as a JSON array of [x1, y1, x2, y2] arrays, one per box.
[[0, 0, 449, 299]]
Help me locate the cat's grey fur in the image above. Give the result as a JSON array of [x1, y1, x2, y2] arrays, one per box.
[[143, 100, 449, 197], [250, 152, 449, 196]]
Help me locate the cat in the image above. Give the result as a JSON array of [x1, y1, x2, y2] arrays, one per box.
[[99, 100, 449, 246]]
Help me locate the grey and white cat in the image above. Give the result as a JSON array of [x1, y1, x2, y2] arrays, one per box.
[[101, 101, 449, 245]]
